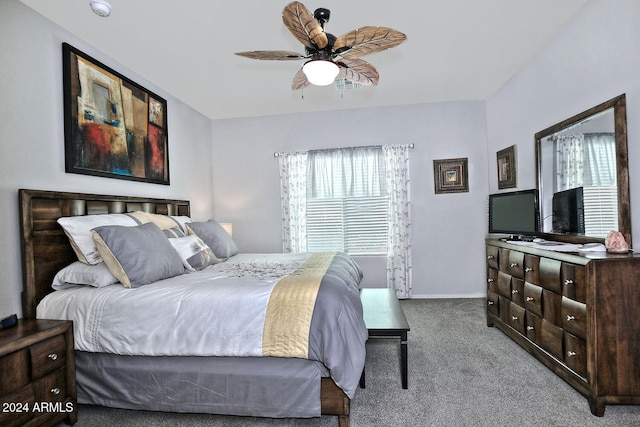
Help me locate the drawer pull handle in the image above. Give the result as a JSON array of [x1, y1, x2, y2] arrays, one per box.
[[510, 263, 518, 268], [50, 387, 60, 395], [527, 326, 535, 331], [48, 353, 58, 361], [487, 255, 495, 260], [526, 296, 534, 302], [564, 279, 574, 285], [566, 351, 576, 358], [511, 316, 519, 321], [566, 315, 575, 322], [511, 289, 519, 295], [487, 278, 494, 283], [487, 301, 494, 306], [525, 267, 533, 272]]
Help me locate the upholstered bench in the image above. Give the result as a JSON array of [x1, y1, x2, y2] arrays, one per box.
[[359, 288, 410, 389]]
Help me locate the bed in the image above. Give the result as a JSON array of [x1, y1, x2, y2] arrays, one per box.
[[18, 189, 368, 426]]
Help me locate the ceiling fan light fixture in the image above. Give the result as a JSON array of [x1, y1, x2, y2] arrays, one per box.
[[90, 0, 112, 17], [302, 59, 340, 86]]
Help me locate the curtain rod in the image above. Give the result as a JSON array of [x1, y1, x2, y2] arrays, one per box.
[[274, 143, 414, 157]]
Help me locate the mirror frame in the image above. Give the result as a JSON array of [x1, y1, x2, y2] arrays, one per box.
[[535, 94, 631, 244]]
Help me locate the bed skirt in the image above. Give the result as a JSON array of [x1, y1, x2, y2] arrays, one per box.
[[75, 351, 330, 418]]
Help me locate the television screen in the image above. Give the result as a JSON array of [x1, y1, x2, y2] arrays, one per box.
[[489, 189, 540, 235], [552, 187, 585, 233]]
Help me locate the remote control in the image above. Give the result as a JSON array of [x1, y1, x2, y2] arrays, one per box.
[[0, 314, 18, 330]]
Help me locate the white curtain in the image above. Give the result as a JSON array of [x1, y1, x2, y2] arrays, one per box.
[[554, 133, 615, 190], [278, 151, 308, 253], [383, 145, 412, 299], [583, 133, 616, 186], [308, 147, 383, 198], [555, 134, 584, 191]]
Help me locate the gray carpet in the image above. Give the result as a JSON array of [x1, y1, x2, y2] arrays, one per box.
[[57, 299, 639, 426]]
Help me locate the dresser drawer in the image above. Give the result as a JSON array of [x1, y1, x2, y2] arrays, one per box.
[[508, 251, 525, 279], [524, 282, 543, 317], [508, 302, 526, 334], [564, 332, 587, 378], [524, 254, 540, 284], [486, 246, 499, 270], [0, 349, 29, 395], [510, 277, 524, 306], [561, 263, 586, 304], [540, 319, 564, 360], [561, 297, 586, 340], [29, 335, 66, 379], [497, 271, 512, 298], [487, 291, 500, 317], [487, 268, 498, 293], [542, 289, 562, 326], [526, 311, 541, 343], [498, 248, 510, 273], [539, 258, 562, 293]]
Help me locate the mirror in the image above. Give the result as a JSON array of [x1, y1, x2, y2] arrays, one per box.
[[535, 94, 631, 244]]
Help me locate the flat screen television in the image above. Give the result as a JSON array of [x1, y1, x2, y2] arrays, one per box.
[[488, 189, 540, 236], [552, 187, 585, 234]]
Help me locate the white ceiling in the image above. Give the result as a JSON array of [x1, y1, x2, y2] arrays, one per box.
[[20, 0, 589, 120]]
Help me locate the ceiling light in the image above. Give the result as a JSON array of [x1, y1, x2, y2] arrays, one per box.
[[302, 60, 340, 86], [90, 0, 111, 17]]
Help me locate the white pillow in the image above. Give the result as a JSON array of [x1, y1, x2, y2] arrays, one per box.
[[168, 235, 217, 272], [57, 214, 138, 264], [52, 261, 119, 290]]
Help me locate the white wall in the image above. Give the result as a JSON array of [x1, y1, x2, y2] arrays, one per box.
[[486, 0, 640, 248], [211, 102, 490, 298], [0, 0, 215, 318]]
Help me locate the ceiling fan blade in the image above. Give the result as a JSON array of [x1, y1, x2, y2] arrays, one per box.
[[292, 68, 311, 90], [235, 50, 306, 61], [334, 26, 407, 59], [282, 2, 328, 50], [337, 58, 380, 86]]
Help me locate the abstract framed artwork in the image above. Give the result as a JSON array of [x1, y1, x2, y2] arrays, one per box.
[[62, 43, 169, 184], [496, 145, 516, 189], [433, 157, 469, 194]]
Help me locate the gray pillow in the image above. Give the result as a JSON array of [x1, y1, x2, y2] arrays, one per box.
[[92, 222, 185, 288], [187, 220, 238, 258]]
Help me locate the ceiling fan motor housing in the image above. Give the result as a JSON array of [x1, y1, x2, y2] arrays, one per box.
[[313, 8, 331, 26]]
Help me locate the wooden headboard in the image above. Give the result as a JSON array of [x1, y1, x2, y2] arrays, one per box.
[[19, 189, 190, 319]]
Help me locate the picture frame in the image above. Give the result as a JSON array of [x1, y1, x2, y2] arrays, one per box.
[[62, 43, 170, 185], [496, 145, 516, 189], [433, 158, 469, 194]]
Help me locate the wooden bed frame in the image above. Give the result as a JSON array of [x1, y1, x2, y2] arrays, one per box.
[[19, 189, 351, 426]]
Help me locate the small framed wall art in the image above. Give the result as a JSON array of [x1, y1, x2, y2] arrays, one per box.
[[62, 43, 170, 185], [496, 145, 516, 189], [433, 157, 469, 194]]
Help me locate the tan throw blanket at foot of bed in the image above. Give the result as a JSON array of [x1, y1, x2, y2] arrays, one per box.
[[262, 252, 336, 359]]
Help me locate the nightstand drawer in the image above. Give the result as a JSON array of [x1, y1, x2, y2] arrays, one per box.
[[30, 335, 66, 379], [0, 384, 35, 427], [32, 368, 67, 404], [0, 349, 29, 395]]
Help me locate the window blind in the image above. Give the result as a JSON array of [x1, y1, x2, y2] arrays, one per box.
[[306, 147, 388, 255]]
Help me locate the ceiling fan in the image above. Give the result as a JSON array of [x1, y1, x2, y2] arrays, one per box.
[[235, 2, 407, 90]]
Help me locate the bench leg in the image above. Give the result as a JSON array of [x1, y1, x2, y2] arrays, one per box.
[[400, 331, 408, 389]]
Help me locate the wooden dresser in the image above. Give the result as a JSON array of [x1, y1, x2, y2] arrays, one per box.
[[485, 239, 640, 416], [0, 319, 77, 426]]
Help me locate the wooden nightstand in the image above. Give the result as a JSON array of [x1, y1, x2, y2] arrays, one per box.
[[0, 319, 77, 426]]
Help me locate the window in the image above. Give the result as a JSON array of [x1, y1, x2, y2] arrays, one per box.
[[306, 147, 388, 255], [278, 144, 412, 297]]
